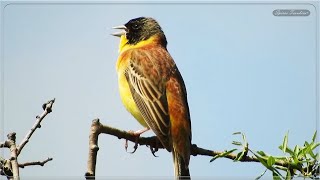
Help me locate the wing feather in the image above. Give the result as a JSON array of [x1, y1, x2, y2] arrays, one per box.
[[124, 55, 171, 150]]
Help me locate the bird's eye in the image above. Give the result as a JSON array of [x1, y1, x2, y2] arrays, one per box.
[[132, 24, 139, 30]]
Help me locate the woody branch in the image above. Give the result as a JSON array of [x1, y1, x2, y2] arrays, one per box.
[[2, 133, 19, 180], [0, 99, 55, 179], [18, 157, 53, 168], [85, 119, 292, 179], [17, 98, 55, 155]]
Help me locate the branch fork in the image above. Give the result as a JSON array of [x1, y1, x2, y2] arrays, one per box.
[[0, 99, 55, 179]]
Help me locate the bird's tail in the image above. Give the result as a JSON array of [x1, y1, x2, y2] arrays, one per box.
[[172, 147, 190, 180]]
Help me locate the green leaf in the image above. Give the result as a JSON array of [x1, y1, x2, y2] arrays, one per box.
[[235, 150, 246, 161], [232, 141, 242, 146], [311, 142, 320, 151], [293, 145, 300, 156], [233, 151, 242, 162], [254, 152, 270, 169], [210, 149, 237, 162], [233, 132, 241, 135], [304, 141, 310, 147], [267, 156, 275, 167], [242, 133, 247, 143], [302, 144, 313, 158], [284, 147, 294, 156], [282, 131, 289, 154], [292, 154, 299, 164], [274, 165, 288, 171], [312, 130, 317, 143], [244, 142, 249, 152], [257, 151, 267, 157], [273, 172, 281, 180], [279, 145, 291, 155], [285, 169, 291, 180], [255, 169, 267, 180], [307, 146, 317, 159], [272, 156, 287, 160], [273, 169, 285, 179], [253, 152, 285, 179], [210, 155, 220, 162]]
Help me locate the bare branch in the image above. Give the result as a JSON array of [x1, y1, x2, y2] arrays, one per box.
[[17, 98, 55, 156], [85, 119, 100, 180], [18, 157, 53, 168], [6, 133, 19, 180], [1, 99, 55, 179]]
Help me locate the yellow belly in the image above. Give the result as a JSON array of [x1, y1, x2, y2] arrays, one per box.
[[118, 71, 148, 127]]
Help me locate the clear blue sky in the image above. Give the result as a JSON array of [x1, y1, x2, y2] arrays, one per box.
[[1, 1, 318, 179]]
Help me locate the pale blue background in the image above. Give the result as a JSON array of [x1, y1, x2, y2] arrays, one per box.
[[0, 1, 318, 179]]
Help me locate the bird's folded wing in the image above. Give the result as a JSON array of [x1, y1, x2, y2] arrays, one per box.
[[124, 58, 171, 150]]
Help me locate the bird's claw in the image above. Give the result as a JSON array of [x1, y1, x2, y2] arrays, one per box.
[[129, 142, 139, 154], [125, 140, 129, 152], [148, 137, 160, 157], [125, 130, 140, 153], [150, 145, 158, 157]]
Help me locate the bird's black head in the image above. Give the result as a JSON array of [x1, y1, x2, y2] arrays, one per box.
[[113, 17, 167, 46], [125, 17, 166, 45]]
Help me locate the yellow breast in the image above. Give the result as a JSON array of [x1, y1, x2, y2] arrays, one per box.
[[116, 34, 163, 127], [116, 50, 147, 127]]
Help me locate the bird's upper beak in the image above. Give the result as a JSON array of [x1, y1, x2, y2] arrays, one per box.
[[111, 25, 127, 37]]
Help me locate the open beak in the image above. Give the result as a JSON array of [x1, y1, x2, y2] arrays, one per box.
[[111, 25, 127, 37]]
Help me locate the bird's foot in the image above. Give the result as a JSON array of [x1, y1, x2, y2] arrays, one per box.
[[149, 138, 160, 157], [126, 130, 140, 153], [125, 128, 150, 153]]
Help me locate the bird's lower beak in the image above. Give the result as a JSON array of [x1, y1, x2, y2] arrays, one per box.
[[111, 25, 127, 37]]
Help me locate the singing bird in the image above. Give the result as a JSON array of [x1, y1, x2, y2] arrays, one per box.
[[112, 17, 192, 179]]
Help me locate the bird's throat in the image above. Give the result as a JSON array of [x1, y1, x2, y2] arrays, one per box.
[[118, 34, 165, 54], [118, 35, 129, 53]]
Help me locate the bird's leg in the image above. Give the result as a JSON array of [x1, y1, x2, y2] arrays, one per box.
[[125, 127, 150, 153]]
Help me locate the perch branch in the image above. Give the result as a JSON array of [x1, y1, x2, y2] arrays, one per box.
[[17, 98, 55, 156], [18, 157, 53, 168], [85, 119, 294, 179]]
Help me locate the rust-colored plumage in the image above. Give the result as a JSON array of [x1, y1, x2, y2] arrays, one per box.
[[112, 17, 192, 179]]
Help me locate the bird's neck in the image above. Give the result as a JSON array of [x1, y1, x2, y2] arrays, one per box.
[[118, 34, 167, 53]]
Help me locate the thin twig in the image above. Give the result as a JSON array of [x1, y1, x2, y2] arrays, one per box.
[[17, 98, 55, 156], [18, 157, 53, 168], [0, 156, 53, 177]]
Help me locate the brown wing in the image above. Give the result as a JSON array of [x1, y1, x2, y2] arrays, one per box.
[[124, 48, 172, 151]]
